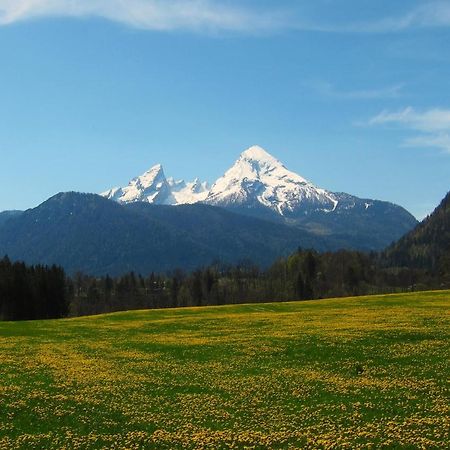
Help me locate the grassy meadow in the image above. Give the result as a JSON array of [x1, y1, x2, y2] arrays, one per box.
[[0, 291, 449, 449]]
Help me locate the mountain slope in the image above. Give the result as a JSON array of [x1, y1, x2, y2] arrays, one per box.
[[385, 191, 450, 276], [0, 210, 23, 227], [0, 193, 212, 276], [291, 193, 419, 250], [0, 193, 327, 276], [126, 202, 327, 259]]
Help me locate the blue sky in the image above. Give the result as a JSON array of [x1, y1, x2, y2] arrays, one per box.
[[0, 0, 449, 219]]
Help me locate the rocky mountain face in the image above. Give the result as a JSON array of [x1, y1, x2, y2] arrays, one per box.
[[101, 145, 338, 214], [204, 146, 338, 216], [101, 164, 209, 205]]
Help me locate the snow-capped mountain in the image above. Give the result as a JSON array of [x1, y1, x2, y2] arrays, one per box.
[[204, 145, 338, 216], [202, 146, 417, 243], [101, 145, 417, 248], [101, 145, 339, 213], [101, 164, 209, 205]]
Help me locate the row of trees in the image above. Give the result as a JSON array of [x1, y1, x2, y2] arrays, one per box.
[[1, 248, 447, 321], [68, 249, 446, 317], [0, 257, 67, 321]]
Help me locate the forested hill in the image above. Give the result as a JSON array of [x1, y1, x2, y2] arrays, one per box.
[[0, 192, 327, 276], [385, 191, 450, 277]]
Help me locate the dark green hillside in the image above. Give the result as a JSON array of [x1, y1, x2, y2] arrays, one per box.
[[127, 202, 324, 254], [0, 193, 213, 276], [0, 193, 324, 276], [385, 191, 450, 278]]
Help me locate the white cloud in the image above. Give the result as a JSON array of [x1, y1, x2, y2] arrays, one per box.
[[369, 107, 450, 132], [0, 0, 282, 32], [368, 107, 450, 154], [2, 1, 450, 34]]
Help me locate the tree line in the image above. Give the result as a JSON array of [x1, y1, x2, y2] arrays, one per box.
[[1, 247, 448, 321], [68, 248, 447, 317], [0, 256, 67, 321]]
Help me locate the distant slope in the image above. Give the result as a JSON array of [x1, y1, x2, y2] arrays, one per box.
[[385, 191, 450, 276], [126, 202, 324, 256], [0, 193, 326, 276], [223, 194, 417, 251], [292, 193, 419, 250], [0, 210, 23, 227]]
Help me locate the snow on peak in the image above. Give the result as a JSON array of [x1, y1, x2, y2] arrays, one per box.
[[101, 164, 209, 206], [101, 145, 338, 215], [139, 164, 164, 179], [103, 163, 171, 205], [170, 178, 210, 205], [134, 164, 166, 188], [240, 145, 277, 162], [205, 145, 337, 216]]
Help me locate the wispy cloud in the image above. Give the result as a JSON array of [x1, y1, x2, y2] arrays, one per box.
[[313, 81, 404, 100], [0, 0, 283, 33], [368, 107, 450, 154], [369, 107, 450, 132], [2, 1, 450, 34]]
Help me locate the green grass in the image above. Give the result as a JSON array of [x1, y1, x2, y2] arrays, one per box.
[[0, 291, 449, 449]]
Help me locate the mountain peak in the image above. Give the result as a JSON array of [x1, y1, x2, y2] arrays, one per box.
[[147, 163, 163, 172], [240, 145, 276, 162], [101, 163, 209, 206], [135, 164, 165, 186], [100, 163, 170, 205], [205, 146, 337, 216]]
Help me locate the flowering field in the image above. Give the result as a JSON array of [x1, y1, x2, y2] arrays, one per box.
[[0, 291, 448, 449]]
